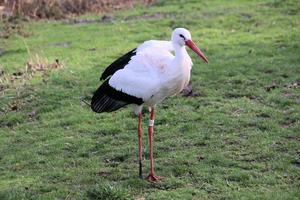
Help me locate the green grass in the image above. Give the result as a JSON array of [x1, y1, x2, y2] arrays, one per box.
[[0, 0, 299, 199]]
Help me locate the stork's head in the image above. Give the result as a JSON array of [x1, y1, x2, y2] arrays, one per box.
[[172, 28, 208, 63]]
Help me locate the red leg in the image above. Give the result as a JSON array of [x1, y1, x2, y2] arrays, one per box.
[[138, 112, 143, 179], [146, 107, 163, 182]]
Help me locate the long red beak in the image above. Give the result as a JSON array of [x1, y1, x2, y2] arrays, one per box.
[[185, 39, 209, 63]]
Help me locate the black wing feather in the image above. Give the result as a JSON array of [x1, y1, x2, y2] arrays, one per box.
[[91, 79, 143, 113], [100, 48, 137, 80]]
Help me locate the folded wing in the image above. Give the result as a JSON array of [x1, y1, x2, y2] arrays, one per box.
[[92, 40, 174, 113]]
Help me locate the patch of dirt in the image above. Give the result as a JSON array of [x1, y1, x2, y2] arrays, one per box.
[[247, 95, 257, 100], [263, 69, 275, 74], [123, 12, 175, 21], [194, 141, 207, 147], [65, 12, 175, 25], [240, 13, 252, 20], [291, 160, 300, 168], [265, 82, 279, 92], [50, 41, 71, 48], [224, 92, 245, 98], [101, 15, 115, 23], [88, 48, 97, 51], [271, 141, 289, 153], [257, 113, 270, 118], [284, 82, 298, 89], [64, 14, 117, 25], [265, 82, 298, 92], [223, 138, 240, 146], [281, 118, 297, 128], [181, 82, 201, 97], [197, 155, 205, 161], [284, 135, 300, 141], [64, 18, 100, 25], [96, 171, 111, 177]]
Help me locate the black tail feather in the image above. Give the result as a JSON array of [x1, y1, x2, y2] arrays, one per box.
[[91, 81, 128, 113], [91, 79, 143, 113], [91, 93, 128, 113]]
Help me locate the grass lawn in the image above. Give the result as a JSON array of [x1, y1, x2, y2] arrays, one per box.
[[0, 0, 299, 199]]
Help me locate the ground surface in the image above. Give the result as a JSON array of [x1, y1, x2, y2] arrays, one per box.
[[0, 0, 299, 199]]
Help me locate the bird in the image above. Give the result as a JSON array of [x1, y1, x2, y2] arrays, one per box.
[[91, 28, 208, 182]]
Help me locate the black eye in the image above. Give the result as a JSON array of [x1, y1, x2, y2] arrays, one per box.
[[179, 34, 185, 39]]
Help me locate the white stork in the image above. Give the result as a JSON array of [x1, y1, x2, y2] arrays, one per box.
[[91, 28, 208, 182]]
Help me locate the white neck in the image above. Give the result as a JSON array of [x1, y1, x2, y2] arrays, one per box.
[[172, 42, 188, 63]]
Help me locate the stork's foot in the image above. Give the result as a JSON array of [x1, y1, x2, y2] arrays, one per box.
[[146, 173, 163, 182]]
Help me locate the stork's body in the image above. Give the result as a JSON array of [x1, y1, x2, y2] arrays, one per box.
[[91, 28, 208, 181]]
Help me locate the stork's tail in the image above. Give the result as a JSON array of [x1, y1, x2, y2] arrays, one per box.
[[91, 80, 128, 113]]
